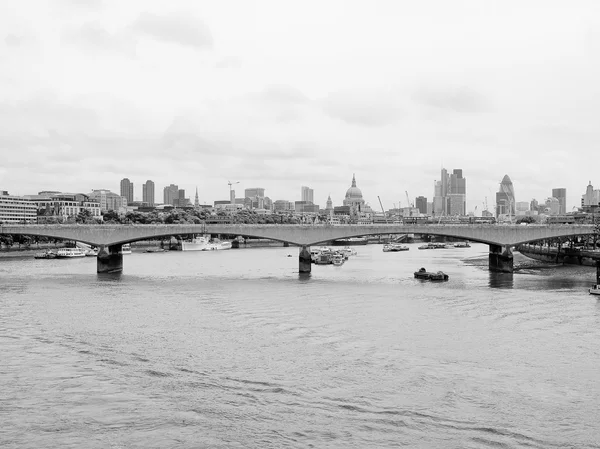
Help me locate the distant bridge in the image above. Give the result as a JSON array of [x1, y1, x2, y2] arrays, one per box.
[[1, 223, 596, 274]]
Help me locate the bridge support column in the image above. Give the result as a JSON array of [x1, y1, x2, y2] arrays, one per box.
[[489, 244, 513, 273], [97, 244, 123, 274], [299, 245, 311, 273], [596, 260, 600, 285]]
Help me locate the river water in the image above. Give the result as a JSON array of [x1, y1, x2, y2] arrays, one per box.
[[1, 243, 599, 448]]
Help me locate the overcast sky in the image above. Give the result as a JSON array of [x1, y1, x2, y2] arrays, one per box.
[[1, 0, 599, 212]]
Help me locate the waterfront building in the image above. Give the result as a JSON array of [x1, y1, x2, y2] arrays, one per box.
[[120, 178, 134, 204], [415, 196, 427, 214], [496, 175, 516, 218], [552, 188, 567, 215], [89, 189, 127, 212], [530, 198, 539, 213], [301, 186, 314, 204], [295, 201, 319, 214], [142, 180, 155, 206], [163, 184, 179, 206], [433, 168, 466, 215], [0, 193, 37, 223]]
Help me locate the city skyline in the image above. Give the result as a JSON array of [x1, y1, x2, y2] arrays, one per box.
[[1, 1, 599, 212]]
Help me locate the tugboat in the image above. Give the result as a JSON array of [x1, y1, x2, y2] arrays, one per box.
[[414, 267, 449, 281]]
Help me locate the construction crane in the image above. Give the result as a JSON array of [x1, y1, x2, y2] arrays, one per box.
[[405, 191, 413, 208], [377, 196, 388, 224], [228, 180, 240, 204]]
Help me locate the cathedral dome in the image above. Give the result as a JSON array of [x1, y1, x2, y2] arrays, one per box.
[[345, 174, 363, 199]]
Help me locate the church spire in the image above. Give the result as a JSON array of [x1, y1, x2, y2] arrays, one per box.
[[351, 173, 356, 188], [194, 186, 199, 207]]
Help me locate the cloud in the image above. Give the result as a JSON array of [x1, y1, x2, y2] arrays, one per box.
[[4, 34, 24, 47], [132, 11, 213, 49], [215, 56, 242, 69], [61, 22, 136, 56], [413, 85, 489, 113], [321, 88, 403, 127]]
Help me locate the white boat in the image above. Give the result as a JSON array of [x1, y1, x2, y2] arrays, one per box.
[[332, 253, 345, 266], [56, 247, 87, 258], [181, 236, 232, 251], [181, 236, 210, 251], [340, 246, 357, 257], [121, 244, 132, 254], [454, 241, 471, 248], [85, 248, 98, 257], [383, 243, 409, 252], [590, 285, 600, 296], [203, 239, 233, 251]]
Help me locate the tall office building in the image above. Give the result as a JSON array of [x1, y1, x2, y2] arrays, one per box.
[[245, 188, 265, 199], [433, 168, 466, 215], [163, 184, 179, 206], [415, 196, 427, 214], [496, 175, 516, 218], [120, 178, 134, 204], [551, 188, 566, 215], [301, 186, 314, 204], [142, 180, 155, 206]]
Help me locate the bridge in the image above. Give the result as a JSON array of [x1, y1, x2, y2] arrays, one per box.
[[0, 223, 596, 274]]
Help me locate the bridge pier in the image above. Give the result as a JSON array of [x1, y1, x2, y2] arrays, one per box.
[[596, 260, 600, 284], [489, 244, 513, 273], [97, 244, 124, 274], [299, 246, 311, 273]]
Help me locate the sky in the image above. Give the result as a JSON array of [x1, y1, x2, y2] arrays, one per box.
[[1, 0, 599, 213]]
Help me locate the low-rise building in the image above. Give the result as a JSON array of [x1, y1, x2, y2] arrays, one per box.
[[0, 193, 38, 223]]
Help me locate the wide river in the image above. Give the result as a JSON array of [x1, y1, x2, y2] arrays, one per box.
[[1, 243, 600, 448]]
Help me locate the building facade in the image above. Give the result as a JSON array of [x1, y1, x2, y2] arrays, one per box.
[[0, 194, 37, 223], [142, 180, 155, 206], [89, 189, 127, 212], [496, 175, 516, 218], [301, 186, 314, 204], [415, 196, 427, 214], [163, 184, 179, 206], [343, 174, 365, 221], [120, 178, 134, 204], [551, 188, 566, 215]]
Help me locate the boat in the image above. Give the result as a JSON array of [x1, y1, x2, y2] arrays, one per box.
[[332, 253, 345, 266], [383, 243, 409, 252], [418, 242, 449, 250], [453, 241, 471, 248], [341, 246, 357, 257], [56, 247, 87, 258], [414, 267, 449, 281], [203, 239, 233, 251], [85, 248, 98, 256], [121, 244, 132, 254], [590, 285, 600, 296], [332, 237, 368, 246], [181, 236, 210, 251], [145, 248, 167, 253], [34, 250, 56, 259]]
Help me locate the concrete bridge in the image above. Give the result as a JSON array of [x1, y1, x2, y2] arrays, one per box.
[[0, 223, 596, 274]]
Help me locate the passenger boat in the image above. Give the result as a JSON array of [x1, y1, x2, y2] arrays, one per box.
[[121, 244, 132, 254], [590, 285, 600, 296], [203, 239, 233, 251], [34, 250, 57, 259], [332, 253, 345, 266], [383, 243, 409, 252], [418, 242, 449, 250], [56, 248, 87, 258], [181, 236, 210, 251], [453, 241, 471, 248], [414, 267, 449, 281], [85, 248, 98, 256], [332, 237, 368, 246]]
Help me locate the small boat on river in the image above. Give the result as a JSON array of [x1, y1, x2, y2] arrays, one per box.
[[590, 285, 600, 296], [453, 241, 471, 248], [414, 267, 449, 281], [383, 243, 409, 252], [34, 250, 57, 259], [418, 242, 449, 250]]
